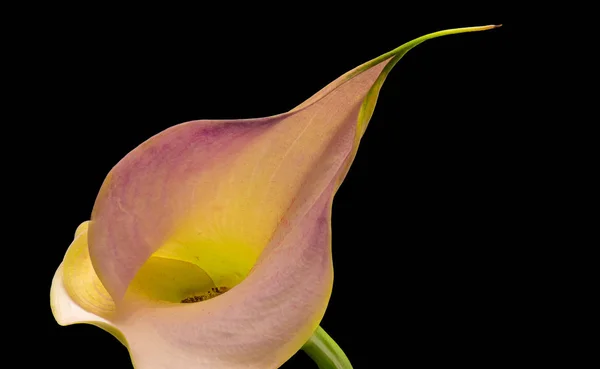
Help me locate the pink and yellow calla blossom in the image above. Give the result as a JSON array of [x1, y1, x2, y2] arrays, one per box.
[[51, 26, 499, 369]]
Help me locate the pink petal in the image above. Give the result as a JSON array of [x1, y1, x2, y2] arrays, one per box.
[[89, 61, 390, 302]]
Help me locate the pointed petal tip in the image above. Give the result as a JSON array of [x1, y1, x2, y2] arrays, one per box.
[[461, 24, 502, 32]]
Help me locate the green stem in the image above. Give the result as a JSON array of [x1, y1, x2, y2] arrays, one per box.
[[301, 326, 353, 369]]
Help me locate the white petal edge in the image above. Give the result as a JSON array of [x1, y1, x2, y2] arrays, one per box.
[[50, 262, 128, 347]]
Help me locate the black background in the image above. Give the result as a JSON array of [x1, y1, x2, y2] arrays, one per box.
[[17, 5, 525, 369]]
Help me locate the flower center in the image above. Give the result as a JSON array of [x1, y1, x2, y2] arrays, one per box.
[[180, 287, 230, 303]]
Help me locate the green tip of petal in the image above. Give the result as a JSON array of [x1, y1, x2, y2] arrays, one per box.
[[353, 24, 502, 77], [354, 24, 501, 136]]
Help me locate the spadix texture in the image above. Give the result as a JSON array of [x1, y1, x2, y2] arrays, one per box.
[[51, 26, 498, 369]]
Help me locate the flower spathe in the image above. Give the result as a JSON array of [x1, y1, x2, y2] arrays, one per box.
[[51, 26, 499, 368]]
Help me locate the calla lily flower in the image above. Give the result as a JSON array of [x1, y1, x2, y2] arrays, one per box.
[[51, 26, 499, 369]]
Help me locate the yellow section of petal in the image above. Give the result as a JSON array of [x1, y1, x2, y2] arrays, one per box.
[[62, 221, 116, 318], [126, 255, 217, 303], [152, 238, 257, 290]]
